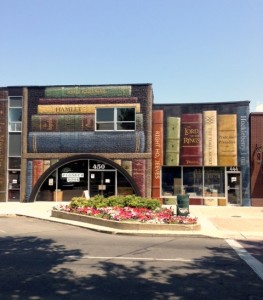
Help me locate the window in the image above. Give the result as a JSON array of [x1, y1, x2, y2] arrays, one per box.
[[161, 166, 182, 196], [204, 167, 225, 197], [183, 167, 203, 196], [9, 133, 21, 156], [96, 107, 135, 131]]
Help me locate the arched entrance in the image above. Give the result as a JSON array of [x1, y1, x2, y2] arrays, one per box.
[[29, 155, 141, 202]]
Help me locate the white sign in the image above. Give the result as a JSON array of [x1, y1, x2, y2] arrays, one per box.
[[67, 177, 80, 182], [62, 173, 84, 178]]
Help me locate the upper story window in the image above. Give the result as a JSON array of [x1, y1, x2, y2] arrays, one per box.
[[8, 97, 22, 132], [96, 107, 136, 131]]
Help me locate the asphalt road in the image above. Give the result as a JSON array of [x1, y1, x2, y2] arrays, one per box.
[[0, 216, 262, 300]]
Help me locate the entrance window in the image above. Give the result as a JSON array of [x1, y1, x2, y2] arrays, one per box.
[[35, 158, 136, 201], [161, 166, 182, 196], [227, 173, 241, 205], [96, 107, 135, 131], [183, 167, 203, 196], [204, 167, 225, 197]]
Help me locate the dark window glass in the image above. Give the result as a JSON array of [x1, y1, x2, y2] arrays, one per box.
[[204, 167, 225, 197], [9, 157, 21, 169], [96, 123, 114, 130], [96, 108, 114, 122], [161, 166, 182, 196], [9, 108, 22, 121], [117, 108, 135, 121], [117, 122, 135, 130], [183, 167, 203, 196], [96, 107, 135, 131], [9, 133, 21, 156], [9, 97, 22, 108]]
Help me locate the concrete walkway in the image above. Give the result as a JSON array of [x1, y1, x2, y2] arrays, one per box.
[[0, 202, 263, 240]]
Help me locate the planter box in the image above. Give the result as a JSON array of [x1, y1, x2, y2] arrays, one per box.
[[51, 210, 200, 231]]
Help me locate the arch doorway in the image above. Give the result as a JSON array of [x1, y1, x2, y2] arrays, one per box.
[[29, 155, 140, 202]]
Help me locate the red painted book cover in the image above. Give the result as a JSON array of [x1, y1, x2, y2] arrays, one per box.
[[152, 110, 163, 199], [32, 160, 44, 187], [180, 113, 203, 166]]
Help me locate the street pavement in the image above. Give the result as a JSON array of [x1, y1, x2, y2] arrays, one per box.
[[0, 201, 263, 240]]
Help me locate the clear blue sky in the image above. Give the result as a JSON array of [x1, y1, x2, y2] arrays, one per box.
[[1, 0, 262, 111]]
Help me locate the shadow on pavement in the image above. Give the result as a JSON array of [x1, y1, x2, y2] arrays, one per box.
[[0, 235, 263, 299]]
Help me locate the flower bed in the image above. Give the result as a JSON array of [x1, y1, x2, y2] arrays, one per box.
[[51, 196, 200, 232], [54, 205, 198, 224], [52, 204, 199, 229]]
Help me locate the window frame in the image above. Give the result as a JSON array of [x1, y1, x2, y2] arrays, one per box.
[[95, 107, 136, 131]]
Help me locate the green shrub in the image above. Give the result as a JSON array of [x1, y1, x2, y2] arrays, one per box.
[[70, 197, 91, 208], [70, 195, 161, 210]]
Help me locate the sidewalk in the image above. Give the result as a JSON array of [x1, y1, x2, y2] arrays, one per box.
[[0, 202, 263, 240]]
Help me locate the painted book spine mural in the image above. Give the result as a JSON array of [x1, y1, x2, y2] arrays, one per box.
[[217, 114, 237, 166], [236, 107, 250, 206], [136, 114, 144, 131], [0, 94, 7, 201], [31, 114, 95, 131], [180, 113, 203, 166], [25, 160, 33, 201], [132, 159, 146, 197], [45, 85, 132, 98], [28, 85, 145, 155], [121, 160, 132, 176], [38, 97, 138, 105], [203, 111, 217, 166], [32, 160, 44, 186], [28, 131, 145, 153], [165, 117, 180, 166], [152, 110, 163, 199], [43, 160, 51, 172], [37, 103, 141, 115]]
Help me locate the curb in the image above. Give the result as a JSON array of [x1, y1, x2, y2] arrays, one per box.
[[51, 210, 201, 231]]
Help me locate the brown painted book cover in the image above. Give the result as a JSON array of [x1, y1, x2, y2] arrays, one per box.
[[31, 114, 94, 131], [217, 114, 237, 166], [152, 110, 163, 199], [180, 113, 203, 166], [203, 111, 218, 166], [132, 159, 146, 197]]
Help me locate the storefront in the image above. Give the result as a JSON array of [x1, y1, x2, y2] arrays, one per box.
[[153, 101, 250, 206], [161, 166, 242, 205], [29, 155, 139, 202]]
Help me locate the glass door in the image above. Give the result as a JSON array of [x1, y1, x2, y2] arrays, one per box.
[[227, 173, 241, 205], [89, 171, 116, 198]]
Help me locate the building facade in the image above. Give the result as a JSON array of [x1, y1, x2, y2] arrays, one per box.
[[0, 84, 255, 206], [250, 113, 263, 206], [0, 84, 153, 203], [153, 101, 251, 206]]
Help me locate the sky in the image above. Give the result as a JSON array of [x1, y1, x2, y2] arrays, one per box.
[[0, 0, 262, 112]]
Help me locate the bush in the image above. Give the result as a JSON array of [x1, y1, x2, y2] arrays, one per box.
[[70, 195, 161, 210]]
